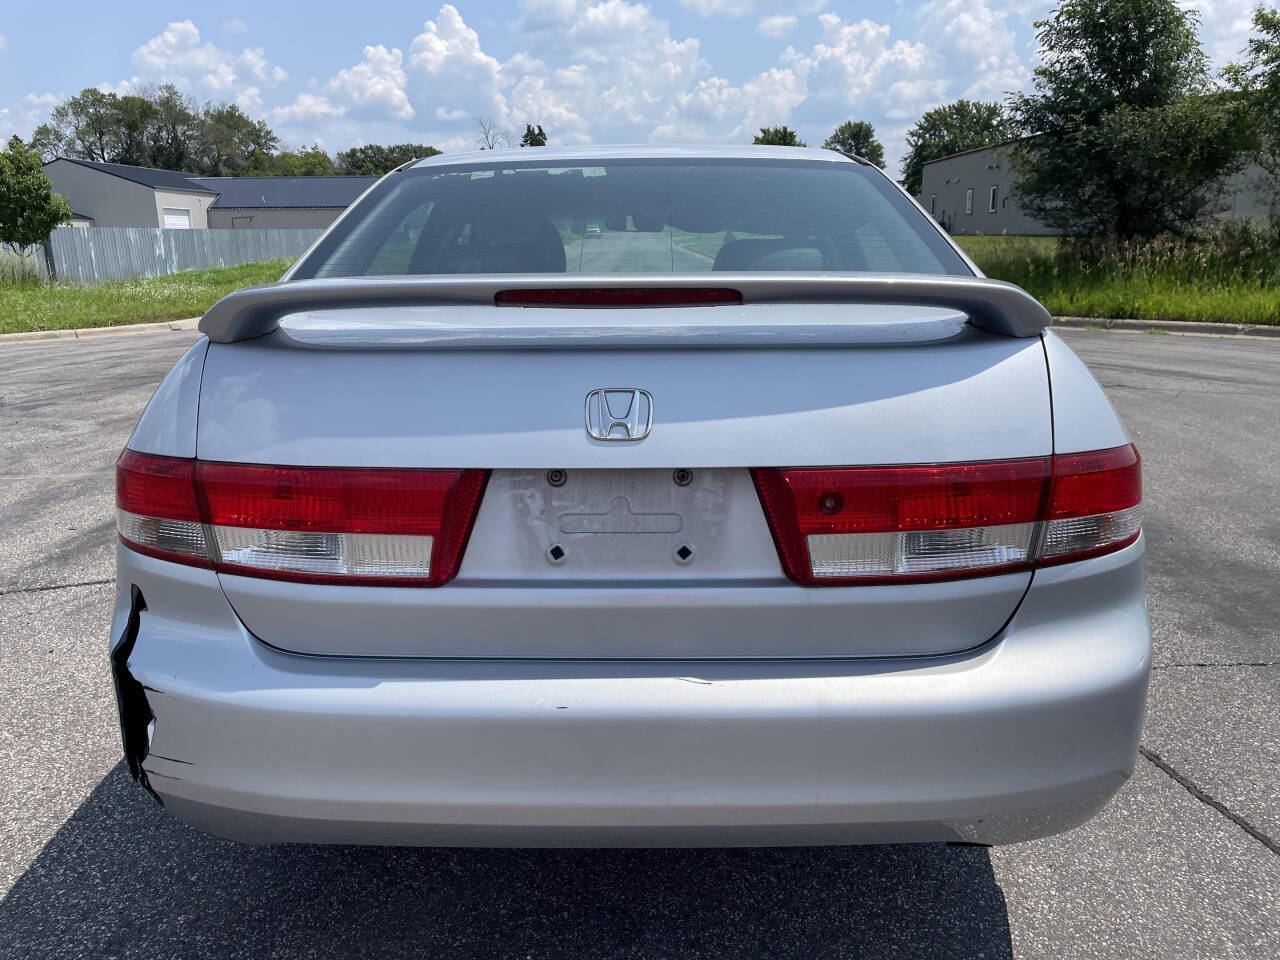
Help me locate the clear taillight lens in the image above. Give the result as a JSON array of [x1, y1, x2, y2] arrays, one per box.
[[752, 444, 1141, 585], [115, 451, 488, 586]]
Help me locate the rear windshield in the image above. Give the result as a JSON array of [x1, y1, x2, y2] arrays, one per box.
[[290, 158, 969, 280]]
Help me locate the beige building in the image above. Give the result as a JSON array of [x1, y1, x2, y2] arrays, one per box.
[[43, 158, 217, 228], [42, 159, 376, 230]]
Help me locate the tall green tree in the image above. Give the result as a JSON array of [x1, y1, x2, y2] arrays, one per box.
[[753, 125, 805, 146], [29, 84, 204, 172], [192, 103, 278, 176], [520, 124, 548, 147], [0, 136, 70, 257], [142, 84, 199, 172], [823, 120, 885, 167], [30, 88, 123, 162], [1010, 0, 1255, 238], [1227, 7, 1280, 212], [110, 95, 160, 167], [900, 100, 1015, 196], [335, 143, 442, 175]]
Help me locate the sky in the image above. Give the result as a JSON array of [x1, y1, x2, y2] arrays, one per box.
[[0, 0, 1272, 174]]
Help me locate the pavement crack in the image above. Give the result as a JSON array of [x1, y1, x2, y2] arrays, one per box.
[[0, 577, 113, 597], [1153, 661, 1276, 669], [1139, 746, 1280, 857]]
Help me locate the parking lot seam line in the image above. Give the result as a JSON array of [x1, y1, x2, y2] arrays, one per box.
[[1139, 746, 1280, 857], [0, 578, 113, 597]]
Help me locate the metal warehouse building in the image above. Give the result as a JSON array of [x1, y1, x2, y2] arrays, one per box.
[[919, 141, 1272, 235], [42, 159, 376, 230]]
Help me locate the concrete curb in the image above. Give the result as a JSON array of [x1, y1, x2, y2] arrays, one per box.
[[0, 317, 200, 343], [1052, 316, 1280, 338], [3, 313, 1278, 344]]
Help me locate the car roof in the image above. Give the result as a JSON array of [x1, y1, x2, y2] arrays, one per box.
[[409, 144, 859, 168]]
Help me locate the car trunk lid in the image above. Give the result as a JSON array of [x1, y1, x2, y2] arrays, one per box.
[[195, 302, 1051, 658]]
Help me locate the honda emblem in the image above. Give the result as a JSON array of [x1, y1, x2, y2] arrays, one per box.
[[584, 389, 653, 442]]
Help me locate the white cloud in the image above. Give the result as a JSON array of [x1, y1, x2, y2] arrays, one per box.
[[24, 92, 61, 112], [236, 86, 264, 112], [756, 15, 797, 38], [133, 20, 220, 81], [916, 0, 1026, 100], [407, 4, 508, 126], [328, 45, 413, 120], [0, 92, 61, 141], [0, 33, 8, 52], [272, 92, 346, 125], [680, 0, 754, 15], [239, 47, 287, 85], [654, 66, 807, 141], [1184, 0, 1270, 67], [130, 20, 286, 101], [785, 14, 931, 104]]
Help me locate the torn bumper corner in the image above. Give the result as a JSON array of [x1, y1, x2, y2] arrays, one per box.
[[109, 584, 162, 805]]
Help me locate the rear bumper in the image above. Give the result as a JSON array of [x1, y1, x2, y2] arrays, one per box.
[[112, 539, 1150, 847]]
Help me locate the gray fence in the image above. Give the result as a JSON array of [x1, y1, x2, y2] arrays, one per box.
[[44, 226, 324, 284]]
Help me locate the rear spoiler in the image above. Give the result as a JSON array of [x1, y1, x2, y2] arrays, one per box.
[[198, 274, 1051, 344]]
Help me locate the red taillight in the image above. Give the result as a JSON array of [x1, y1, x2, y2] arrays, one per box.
[[752, 444, 1141, 585], [495, 287, 742, 307], [115, 451, 488, 586], [116, 451, 210, 567], [1039, 444, 1141, 566]]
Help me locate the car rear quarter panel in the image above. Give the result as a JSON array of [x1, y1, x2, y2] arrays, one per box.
[[128, 338, 208, 458], [1042, 331, 1130, 453]]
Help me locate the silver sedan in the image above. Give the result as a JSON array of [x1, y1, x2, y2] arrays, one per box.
[[110, 146, 1148, 847]]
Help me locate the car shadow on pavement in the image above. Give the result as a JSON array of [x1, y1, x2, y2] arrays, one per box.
[[1, 763, 1013, 959]]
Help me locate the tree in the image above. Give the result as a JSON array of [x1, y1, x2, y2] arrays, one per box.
[[0, 136, 70, 257], [30, 88, 123, 162], [1009, 0, 1255, 238], [474, 117, 510, 150], [823, 120, 885, 167], [335, 143, 442, 176], [251, 144, 335, 176], [1227, 8, 1280, 211], [28, 84, 202, 172], [191, 103, 278, 177], [900, 100, 1015, 196], [141, 84, 199, 172], [520, 124, 548, 147], [753, 125, 805, 146], [109, 95, 160, 167]]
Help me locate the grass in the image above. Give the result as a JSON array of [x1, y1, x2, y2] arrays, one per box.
[[957, 229, 1280, 326], [0, 259, 292, 336]]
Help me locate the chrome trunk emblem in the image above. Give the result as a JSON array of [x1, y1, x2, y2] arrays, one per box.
[[585, 389, 653, 442]]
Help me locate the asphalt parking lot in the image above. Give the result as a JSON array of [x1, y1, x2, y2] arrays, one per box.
[[1, 327, 1277, 958]]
